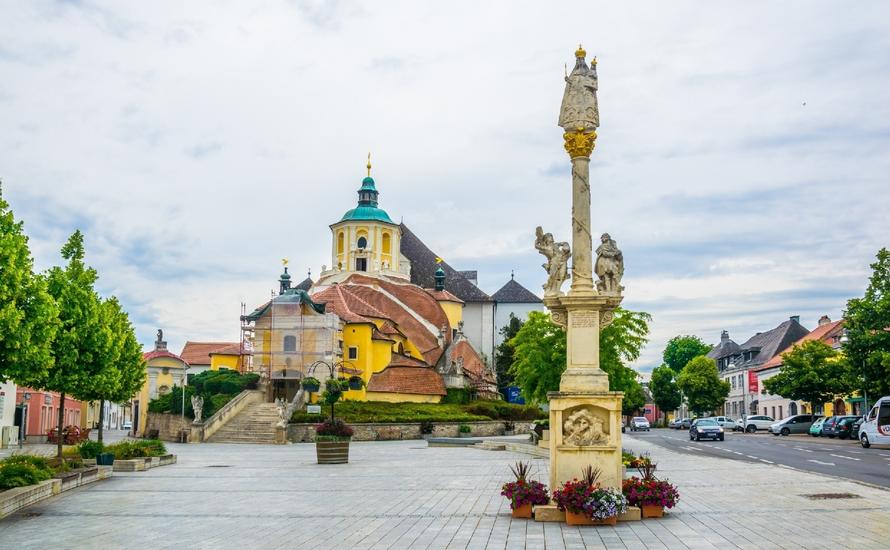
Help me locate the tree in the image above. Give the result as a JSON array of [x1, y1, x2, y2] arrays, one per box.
[[663, 335, 711, 373], [0, 183, 60, 386], [42, 231, 107, 457], [650, 365, 681, 424], [621, 379, 646, 417], [508, 308, 651, 403], [676, 356, 729, 415], [495, 314, 523, 392], [844, 248, 890, 397], [763, 340, 854, 409], [79, 297, 146, 443]]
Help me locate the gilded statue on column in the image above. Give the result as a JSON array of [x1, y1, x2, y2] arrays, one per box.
[[559, 45, 599, 132]]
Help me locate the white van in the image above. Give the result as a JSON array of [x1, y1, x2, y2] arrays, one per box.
[[859, 396, 890, 448]]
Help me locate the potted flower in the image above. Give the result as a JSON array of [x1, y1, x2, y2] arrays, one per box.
[[553, 466, 627, 526], [314, 418, 354, 464], [622, 476, 679, 518], [347, 375, 365, 390], [503, 421, 515, 436], [500, 461, 549, 518], [419, 420, 434, 440], [458, 424, 472, 438], [301, 377, 321, 393]]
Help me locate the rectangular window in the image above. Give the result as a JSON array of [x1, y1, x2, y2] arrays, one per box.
[[772, 406, 776, 419], [778, 405, 783, 419], [348, 347, 358, 360]]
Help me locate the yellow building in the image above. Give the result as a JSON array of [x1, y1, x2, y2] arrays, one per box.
[[242, 163, 497, 403], [133, 330, 188, 436]]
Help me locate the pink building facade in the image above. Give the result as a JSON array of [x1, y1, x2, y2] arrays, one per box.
[[15, 388, 83, 442]]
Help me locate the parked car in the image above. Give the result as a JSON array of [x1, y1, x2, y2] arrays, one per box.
[[769, 414, 819, 436], [668, 418, 682, 429], [809, 417, 826, 436], [851, 416, 865, 436], [679, 418, 694, 429], [121, 420, 132, 430], [710, 416, 737, 429], [630, 417, 650, 431], [737, 415, 775, 433], [859, 396, 890, 448], [690, 418, 724, 441], [827, 416, 861, 440], [820, 416, 840, 436]]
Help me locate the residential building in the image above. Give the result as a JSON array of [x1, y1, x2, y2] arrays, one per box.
[[14, 388, 84, 442], [180, 341, 243, 375], [709, 316, 810, 419], [491, 274, 545, 346], [134, 332, 189, 436]]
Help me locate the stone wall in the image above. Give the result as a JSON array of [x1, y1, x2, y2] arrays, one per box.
[[145, 412, 196, 442], [287, 420, 532, 443]]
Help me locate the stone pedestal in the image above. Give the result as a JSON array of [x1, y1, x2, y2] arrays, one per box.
[[548, 391, 623, 490]]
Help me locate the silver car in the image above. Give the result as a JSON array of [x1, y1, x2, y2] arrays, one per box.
[[630, 417, 650, 431], [769, 414, 819, 436]]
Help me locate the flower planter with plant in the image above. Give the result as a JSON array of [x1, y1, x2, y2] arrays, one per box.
[[419, 420, 434, 440], [301, 377, 321, 393], [315, 419, 354, 464], [500, 461, 549, 518], [347, 375, 365, 391], [622, 458, 679, 518], [553, 466, 628, 526], [458, 424, 472, 438]]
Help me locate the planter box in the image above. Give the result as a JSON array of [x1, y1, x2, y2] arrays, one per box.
[[458, 432, 473, 438], [511, 503, 533, 518], [316, 440, 350, 464], [159, 454, 177, 466], [565, 510, 617, 526], [641, 504, 664, 518], [0, 479, 60, 519]]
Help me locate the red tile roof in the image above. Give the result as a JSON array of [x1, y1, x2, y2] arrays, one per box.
[[423, 289, 464, 304], [367, 366, 446, 396], [755, 319, 845, 372], [388, 353, 430, 368], [451, 339, 496, 384], [143, 350, 187, 364], [180, 341, 240, 366], [209, 344, 242, 356]]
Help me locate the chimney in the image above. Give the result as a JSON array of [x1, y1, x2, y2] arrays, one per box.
[[790, 315, 800, 324], [818, 315, 831, 326], [720, 330, 730, 343]]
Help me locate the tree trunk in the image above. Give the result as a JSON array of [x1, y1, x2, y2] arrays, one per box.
[[97, 399, 105, 444], [57, 392, 65, 458]]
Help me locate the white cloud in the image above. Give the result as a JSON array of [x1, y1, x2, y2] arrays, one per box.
[[2, 1, 888, 367]]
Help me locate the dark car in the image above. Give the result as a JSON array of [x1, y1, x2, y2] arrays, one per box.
[[851, 416, 865, 436], [820, 416, 840, 436], [690, 418, 724, 441], [823, 415, 860, 439]]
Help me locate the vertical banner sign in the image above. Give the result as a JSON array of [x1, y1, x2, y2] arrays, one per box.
[[748, 370, 759, 394]]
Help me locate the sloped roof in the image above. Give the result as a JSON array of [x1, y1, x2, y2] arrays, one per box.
[[367, 366, 446, 395], [756, 319, 844, 372], [491, 278, 542, 304], [451, 339, 497, 385], [707, 333, 741, 360], [209, 344, 242, 356], [143, 349, 187, 364], [735, 317, 810, 369], [399, 223, 492, 303], [180, 342, 239, 366], [295, 277, 313, 291]]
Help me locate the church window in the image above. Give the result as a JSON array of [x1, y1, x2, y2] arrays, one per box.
[[357, 236, 368, 250], [348, 346, 358, 360], [382, 232, 391, 254], [337, 232, 344, 254], [283, 335, 296, 352]]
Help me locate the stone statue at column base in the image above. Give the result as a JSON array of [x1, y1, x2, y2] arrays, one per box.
[[535, 226, 571, 296], [595, 233, 624, 295]]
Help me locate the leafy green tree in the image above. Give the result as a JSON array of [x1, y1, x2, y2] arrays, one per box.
[[495, 314, 523, 392], [844, 248, 890, 397], [43, 231, 107, 457], [650, 365, 682, 424], [663, 335, 711, 372], [763, 340, 854, 409], [676, 356, 729, 415], [0, 183, 60, 386], [621, 379, 646, 416], [508, 308, 651, 403], [80, 297, 146, 443]]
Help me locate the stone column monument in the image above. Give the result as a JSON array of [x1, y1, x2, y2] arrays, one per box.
[[538, 45, 625, 493]]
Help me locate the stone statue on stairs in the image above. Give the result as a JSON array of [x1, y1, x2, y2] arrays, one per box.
[[191, 395, 204, 424]]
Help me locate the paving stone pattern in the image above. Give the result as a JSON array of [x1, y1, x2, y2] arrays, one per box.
[[0, 434, 888, 549]]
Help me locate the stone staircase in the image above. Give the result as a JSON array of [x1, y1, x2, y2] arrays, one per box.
[[206, 402, 280, 444]]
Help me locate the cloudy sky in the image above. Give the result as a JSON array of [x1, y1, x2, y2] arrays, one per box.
[[3, 1, 889, 372]]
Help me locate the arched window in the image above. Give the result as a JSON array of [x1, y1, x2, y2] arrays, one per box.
[[789, 402, 798, 415], [283, 335, 296, 352], [337, 232, 345, 254], [382, 232, 391, 254], [357, 236, 367, 250]]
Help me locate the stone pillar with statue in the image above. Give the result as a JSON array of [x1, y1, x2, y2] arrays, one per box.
[[536, 45, 626, 498]]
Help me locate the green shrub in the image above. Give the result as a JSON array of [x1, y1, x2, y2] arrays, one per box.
[[289, 401, 489, 424], [0, 463, 52, 489], [462, 401, 540, 421], [441, 388, 474, 404], [78, 440, 104, 459], [459, 424, 472, 433], [2, 454, 53, 472], [463, 401, 499, 418], [148, 392, 173, 413], [104, 439, 168, 459]]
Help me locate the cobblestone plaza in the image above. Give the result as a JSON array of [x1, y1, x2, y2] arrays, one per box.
[[2, 435, 889, 549]]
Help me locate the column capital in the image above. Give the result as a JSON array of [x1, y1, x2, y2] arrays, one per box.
[[563, 129, 597, 158]]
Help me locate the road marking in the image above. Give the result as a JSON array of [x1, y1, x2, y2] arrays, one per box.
[[879, 453, 890, 457], [793, 447, 814, 453], [682, 446, 702, 452], [746, 455, 759, 459], [808, 459, 836, 466], [759, 459, 774, 464], [733, 452, 744, 455], [848, 450, 862, 454], [830, 454, 861, 461]]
